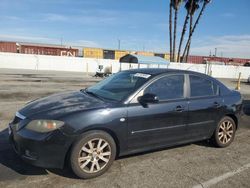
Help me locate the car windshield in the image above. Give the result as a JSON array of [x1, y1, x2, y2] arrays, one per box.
[[85, 71, 151, 101]]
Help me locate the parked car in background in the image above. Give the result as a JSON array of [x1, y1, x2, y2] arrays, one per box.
[[244, 62, 250, 67], [8, 69, 243, 179], [94, 65, 112, 78]]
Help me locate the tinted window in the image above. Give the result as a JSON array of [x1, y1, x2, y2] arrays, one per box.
[[86, 72, 151, 101], [189, 75, 219, 97], [144, 75, 184, 101]]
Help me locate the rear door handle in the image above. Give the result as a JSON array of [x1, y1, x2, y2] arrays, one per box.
[[175, 105, 185, 112], [213, 102, 221, 108]]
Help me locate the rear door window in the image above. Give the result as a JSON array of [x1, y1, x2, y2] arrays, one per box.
[[189, 75, 219, 97]]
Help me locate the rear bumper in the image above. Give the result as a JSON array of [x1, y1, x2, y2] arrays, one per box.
[[9, 124, 74, 169]]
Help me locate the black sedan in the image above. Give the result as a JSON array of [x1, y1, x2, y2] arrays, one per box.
[[9, 68, 243, 179]]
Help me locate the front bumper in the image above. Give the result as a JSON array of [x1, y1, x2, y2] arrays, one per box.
[[9, 123, 74, 169]]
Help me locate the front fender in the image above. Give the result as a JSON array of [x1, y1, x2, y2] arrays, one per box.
[[60, 107, 128, 156]]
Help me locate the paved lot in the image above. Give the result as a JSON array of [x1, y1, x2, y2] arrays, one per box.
[[0, 69, 250, 188]]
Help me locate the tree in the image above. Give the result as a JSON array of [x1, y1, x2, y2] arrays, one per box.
[[172, 0, 183, 62], [181, 0, 211, 62], [177, 0, 194, 62], [184, 0, 201, 62], [185, 18, 193, 62], [169, 0, 173, 61]]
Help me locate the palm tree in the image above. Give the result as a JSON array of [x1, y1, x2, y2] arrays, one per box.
[[177, 0, 194, 62], [172, 0, 183, 62], [181, 0, 202, 62], [169, 0, 173, 61], [185, 18, 193, 62], [181, 0, 211, 62], [184, 0, 201, 62]]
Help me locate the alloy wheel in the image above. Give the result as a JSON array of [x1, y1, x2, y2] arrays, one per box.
[[78, 138, 112, 174], [218, 120, 234, 144]]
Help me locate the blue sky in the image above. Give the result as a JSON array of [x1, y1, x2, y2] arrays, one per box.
[[0, 0, 250, 58]]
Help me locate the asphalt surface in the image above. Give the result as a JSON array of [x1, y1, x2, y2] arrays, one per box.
[[0, 69, 250, 188]]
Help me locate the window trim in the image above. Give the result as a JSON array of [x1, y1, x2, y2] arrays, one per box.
[[128, 73, 188, 104], [187, 74, 220, 99]]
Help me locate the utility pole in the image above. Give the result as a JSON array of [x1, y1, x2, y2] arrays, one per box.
[[215, 48, 217, 57], [60, 37, 63, 46], [118, 39, 121, 50]]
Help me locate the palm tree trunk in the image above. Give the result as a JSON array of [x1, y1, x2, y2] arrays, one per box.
[[169, 1, 173, 62], [173, 9, 178, 62], [177, 11, 189, 62], [181, 1, 208, 60], [185, 15, 193, 62]]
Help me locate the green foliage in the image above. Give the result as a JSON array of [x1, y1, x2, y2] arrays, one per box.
[[169, 0, 212, 62]]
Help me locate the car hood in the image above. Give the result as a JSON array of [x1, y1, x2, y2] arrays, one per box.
[[19, 91, 107, 118]]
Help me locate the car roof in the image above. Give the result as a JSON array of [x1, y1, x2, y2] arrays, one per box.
[[124, 68, 201, 76]]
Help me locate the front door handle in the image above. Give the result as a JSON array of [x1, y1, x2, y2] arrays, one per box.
[[175, 105, 184, 112]]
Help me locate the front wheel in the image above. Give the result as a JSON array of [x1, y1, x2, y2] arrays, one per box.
[[211, 116, 236, 148], [70, 131, 116, 179]]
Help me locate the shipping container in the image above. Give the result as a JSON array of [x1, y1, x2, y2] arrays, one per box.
[[60, 48, 78, 57], [154, 53, 165, 58], [20, 45, 78, 56], [135, 51, 154, 56], [186, 55, 250, 65], [164, 53, 170, 61], [103, 49, 115, 60], [115, 50, 130, 60], [166, 54, 178, 62], [0, 42, 17, 53], [187, 55, 204, 64], [83, 48, 103, 59]]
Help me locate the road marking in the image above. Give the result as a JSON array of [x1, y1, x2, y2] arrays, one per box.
[[193, 163, 250, 188]]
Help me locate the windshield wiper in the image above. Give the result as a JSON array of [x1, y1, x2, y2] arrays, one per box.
[[81, 89, 118, 102], [82, 89, 104, 101]]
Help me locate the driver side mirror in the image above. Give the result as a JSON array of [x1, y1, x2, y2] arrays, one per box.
[[138, 93, 159, 107]]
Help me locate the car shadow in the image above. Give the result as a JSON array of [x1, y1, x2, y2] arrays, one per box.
[[0, 128, 79, 180], [118, 142, 195, 160], [47, 168, 79, 179], [0, 128, 48, 176], [243, 100, 250, 116], [241, 99, 250, 129]]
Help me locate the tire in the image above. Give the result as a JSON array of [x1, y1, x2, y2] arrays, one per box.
[[211, 116, 236, 148], [70, 130, 116, 179]]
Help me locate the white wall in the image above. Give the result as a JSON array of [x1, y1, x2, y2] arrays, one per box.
[[0, 52, 116, 73], [0, 52, 249, 79], [168, 62, 250, 79]]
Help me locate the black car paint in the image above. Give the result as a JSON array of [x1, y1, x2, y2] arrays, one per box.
[[9, 69, 243, 169]]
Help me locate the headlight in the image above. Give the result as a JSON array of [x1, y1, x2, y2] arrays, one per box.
[[25, 120, 64, 133]]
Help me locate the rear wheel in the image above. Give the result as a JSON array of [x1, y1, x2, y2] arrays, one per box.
[[70, 131, 116, 179], [211, 116, 236, 148]]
